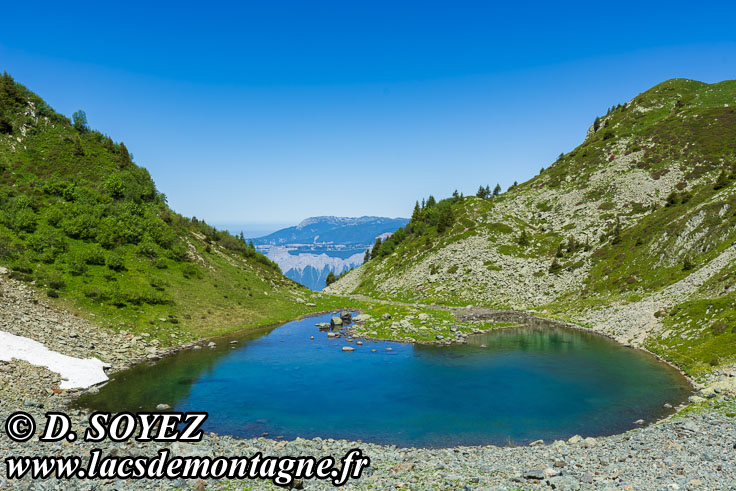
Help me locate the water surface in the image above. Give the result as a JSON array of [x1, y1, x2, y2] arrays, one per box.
[[78, 314, 691, 447]]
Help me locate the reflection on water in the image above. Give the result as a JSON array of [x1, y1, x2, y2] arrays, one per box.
[[77, 315, 691, 447]]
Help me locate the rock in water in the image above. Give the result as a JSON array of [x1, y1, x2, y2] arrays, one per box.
[[342, 346, 355, 352], [330, 317, 343, 328], [340, 311, 352, 323]]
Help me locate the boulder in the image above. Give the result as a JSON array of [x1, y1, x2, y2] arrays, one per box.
[[339, 311, 352, 323], [330, 317, 343, 328], [342, 346, 355, 352], [353, 314, 371, 322]]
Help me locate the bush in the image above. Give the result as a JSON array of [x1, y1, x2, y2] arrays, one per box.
[[167, 243, 189, 262], [46, 289, 59, 298], [106, 252, 126, 271], [549, 259, 562, 274], [83, 245, 106, 265], [447, 265, 459, 274], [182, 263, 200, 279], [66, 253, 88, 276]]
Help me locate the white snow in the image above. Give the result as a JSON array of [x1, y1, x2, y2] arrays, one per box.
[[0, 331, 110, 389]]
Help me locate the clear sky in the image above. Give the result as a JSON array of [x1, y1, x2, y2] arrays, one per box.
[[1, 1, 735, 235]]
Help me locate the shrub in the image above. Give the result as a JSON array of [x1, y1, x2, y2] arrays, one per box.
[[683, 257, 695, 271], [106, 252, 126, 271], [447, 265, 459, 274], [66, 253, 88, 276], [182, 263, 200, 279], [46, 272, 66, 290], [713, 170, 730, 190], [549, 259, 562, 274], [83, 245, 106, 265], [46, 289, 59, 298], [517, 230, 529, 246], [167, 243, 189, 262]]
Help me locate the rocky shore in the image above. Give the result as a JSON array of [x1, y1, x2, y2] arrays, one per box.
[[2, 274, 736, 490]]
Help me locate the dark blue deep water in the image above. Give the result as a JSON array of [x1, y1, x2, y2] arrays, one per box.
[[78, 314, 692, 447]]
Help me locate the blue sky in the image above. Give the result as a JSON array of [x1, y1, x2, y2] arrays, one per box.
[[1, 1, 735, 235]]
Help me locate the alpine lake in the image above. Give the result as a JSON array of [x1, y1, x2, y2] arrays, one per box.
[[76, 313, 692, 448]]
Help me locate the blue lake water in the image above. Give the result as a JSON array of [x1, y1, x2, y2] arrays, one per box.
[[78, 313, 692, 447]]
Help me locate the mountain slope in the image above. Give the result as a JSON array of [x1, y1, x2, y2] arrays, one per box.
[[326, 78, 736, 374], [0, 73, 318, 344]]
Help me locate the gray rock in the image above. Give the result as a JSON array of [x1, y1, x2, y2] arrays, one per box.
[[523, 469, 546, 480], [156, 403, 171, 410], [548, 475, 580, 490]]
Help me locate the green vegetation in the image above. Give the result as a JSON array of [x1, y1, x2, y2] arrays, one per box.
[[0, 73, 332, 344], [331, 78, 736, 373]]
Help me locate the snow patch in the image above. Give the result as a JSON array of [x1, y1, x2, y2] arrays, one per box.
[[0, 331, 110, 389]]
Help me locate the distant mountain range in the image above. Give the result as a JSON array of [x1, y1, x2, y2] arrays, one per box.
[[251, 216, 409, 290]]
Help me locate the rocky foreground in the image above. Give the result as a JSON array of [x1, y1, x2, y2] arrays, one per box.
[[1, 274, 736, 490]]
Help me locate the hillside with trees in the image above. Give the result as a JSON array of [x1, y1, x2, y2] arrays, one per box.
[[0, 73, 318, 343]]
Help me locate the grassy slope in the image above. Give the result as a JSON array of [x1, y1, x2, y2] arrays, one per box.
[[0, 73, 344, 344], [328, 78, 736, 374]]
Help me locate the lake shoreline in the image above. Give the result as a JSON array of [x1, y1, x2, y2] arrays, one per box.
[[2, 276, 734, 489]]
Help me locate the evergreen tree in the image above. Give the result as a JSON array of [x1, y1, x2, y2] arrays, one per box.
[[549, 258, 562, 274], [437, 208, 453, 234], [421, 198, 426, 210], [426, 195, 436, 208], [248, 241, 256, 252], [476, 185, 486, 198], [119, 142, 130, 166], [370, 237, 382, 259], [239, 231, 245, 243], [452, 189, 460, 200], [493, 183, 501, 196], [104, 136, 114, 152], [593, 116, 601, 132], [325, 271, 337, 286], [411, 201, 421, 221], [363, 248, 371, 263]]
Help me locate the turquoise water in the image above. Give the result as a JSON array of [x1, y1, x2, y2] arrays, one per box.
[[78, 313, 692, 447]]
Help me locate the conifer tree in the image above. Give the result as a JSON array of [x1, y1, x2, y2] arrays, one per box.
[[426, 195, 436, 208], [119, 142, 130, 166], [476, 185, 486, 198], [363, 248, 371, 263], [493, 183, 501, 196], [370, 237, 382, 259], [325, 271, 337, 286], [411, 201, 421, 221], [437, 208, 453, 233]]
